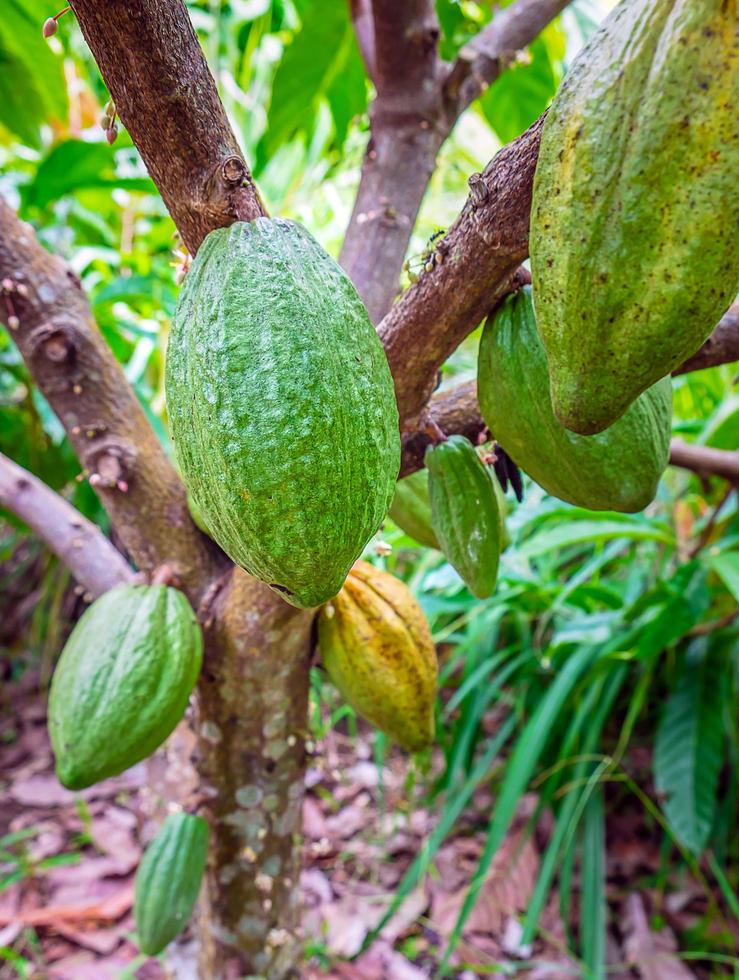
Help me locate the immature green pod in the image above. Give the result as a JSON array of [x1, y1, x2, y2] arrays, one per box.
[[134, 812, 209, 955], [425, 437, 501, 599], [530, 0, 739, 434], [166, 218, 400, 608], [389, 469, 440, 549], [48, 585, 202, 789], [478, 288, 672, 512]]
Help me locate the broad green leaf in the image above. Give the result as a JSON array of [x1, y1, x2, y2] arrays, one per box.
[[25, 141, 155, 209], [258, 0, 366, 165], [0, 1, 67, 146], [654, 643, 727, 855], [479, 32, 562, 143], [709, 552, 739, 604], [520, 519, 673, 559], [635, 562, 710, 659]]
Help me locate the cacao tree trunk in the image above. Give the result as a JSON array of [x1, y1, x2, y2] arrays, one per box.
[[195, 571, 313, 979]]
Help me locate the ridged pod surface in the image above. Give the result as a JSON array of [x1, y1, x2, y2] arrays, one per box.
[[479, 288, 672, 512], [134, 812, 209, 955], [48, 585, 202, 789], [530, 0, 739, 434], [317, 560, 437, 751], [425, 437, 501, 599], [389, 470, 440, 549], [166, 218, 400, 608]]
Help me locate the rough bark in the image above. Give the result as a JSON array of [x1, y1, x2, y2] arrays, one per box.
[[342, 0, 572, 323], [68, 0, 266, 255], [195, 571, 313, 977], [381, 119, 543, 425], [340, 0, 443, 323], [674, 302, 739, 375], [0, 451, 134, 596], [401, 380, 739, 485]]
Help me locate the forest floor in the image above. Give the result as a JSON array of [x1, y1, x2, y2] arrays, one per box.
[[0, 666, 729, 979]]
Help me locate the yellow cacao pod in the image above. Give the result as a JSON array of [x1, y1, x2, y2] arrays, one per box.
[[317, 560, 437, 751]]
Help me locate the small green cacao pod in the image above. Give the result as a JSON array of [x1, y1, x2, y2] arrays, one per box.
[[134, 812, 209, 955], [490, 469, 511, 553], [530, 0, 739, 434], [425, 436, 501, 599], [166, 218, 401, 609], [317, 560, 437, 752], [48, 585, 202, 789], [389, 469, 439, 550], [478, 288, 672, 513]]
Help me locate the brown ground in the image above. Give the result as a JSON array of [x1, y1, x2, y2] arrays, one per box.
[[0, 668, 728, 979]]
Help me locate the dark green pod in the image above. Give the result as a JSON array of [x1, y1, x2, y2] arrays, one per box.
[[166, 218, 400, 609], [530, 0, 739, 434], [389, 470, 440, 550], [134, 812, 209, 955], [478, 288, 672, 513], [48, 585, 202, 790], [425, 436, 501, 599]]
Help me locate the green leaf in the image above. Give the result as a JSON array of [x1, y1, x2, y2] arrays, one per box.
[[0, 0, 67, 145], [441, 644, 602, 969], [581, 787, 606, 979], [479, 32, 562, 143], [24, 140, 155, 208], [258, 0, 365, 165], [709, 552, 739, 604], [520, 518, 673, 559], [635, 562, 710, 659], [654, 643, 727, 855]]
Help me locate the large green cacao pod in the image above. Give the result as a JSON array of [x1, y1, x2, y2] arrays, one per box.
[[134, 812, 209, 955], [478, 288, 672, 512], [425, 436, 501, 599], [48, 585, 202, 789], [166, 218, 401, 609], [530, 0, 739, 435], [389, 470, 440, 549], [317, 560, 437, 751]]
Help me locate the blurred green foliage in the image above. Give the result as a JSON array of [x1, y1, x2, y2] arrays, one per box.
[[0, 0, 736, 974]]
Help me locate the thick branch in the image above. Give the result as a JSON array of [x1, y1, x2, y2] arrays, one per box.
[[68, 0, 266, 255], [381, 118, 543, 424], [673, 302, 739, 375], [342, 0, 571, 324], [340, 0, 442, 323], [669, 440, 739, 484], [0, 199, 227, 602], [444, 0, 573, 116], [0, 451, 133, 596], [402, 381, 739, 486]]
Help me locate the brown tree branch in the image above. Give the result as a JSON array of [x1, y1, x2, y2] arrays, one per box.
[[673, 302, 739, 375], [443, 0, 573, 116], [401, 381, 739, 485], [0, 199, 226, 603], [0, 451, 134, 596], [67, 0, 266, 255], [340, 0, 443, 324], [382, 118, 543, 425], [342, 0, 572, 324], [349, 0, 376, 82]]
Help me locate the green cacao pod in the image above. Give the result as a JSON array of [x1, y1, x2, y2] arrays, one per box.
[[134, 812, 209, 955], [389, 470, 440, 549], [317, 560, 437, 751], [186, 490, 212, 538], [166, 218, 400, 609], [48, 585, 202, 790], [530, 0, 739, 434], [478, 288, 672, 513], [425, 436, 501, 599]]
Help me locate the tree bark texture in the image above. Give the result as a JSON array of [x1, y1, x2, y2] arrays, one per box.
[[68, 0, 266, 255]]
